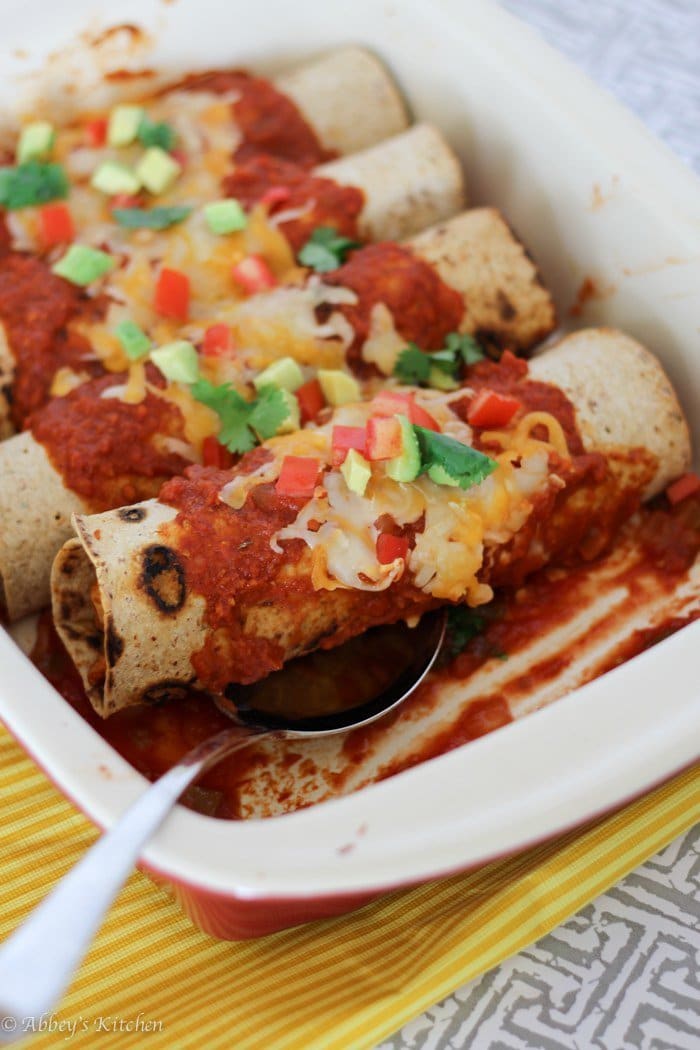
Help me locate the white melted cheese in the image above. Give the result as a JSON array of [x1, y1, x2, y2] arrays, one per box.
[[219, 402, 569, 605], [361, 302, 406, 375]]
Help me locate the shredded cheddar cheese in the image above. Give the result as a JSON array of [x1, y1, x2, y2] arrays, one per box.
[[256, 402, 570, 605]]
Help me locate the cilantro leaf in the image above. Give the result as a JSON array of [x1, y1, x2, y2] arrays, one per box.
[[298, 226, 361, 272], [0, 161, 68, 210], [445, 607, 486, 657], [137, 116, 177, 151], [191, 379, 291, 454], [414, 426, 497, 489], [446, 331, 485, 365], [248, 385, 290, 440], [428, 348, 461, 378], [393, 331, 482, 388], [113, 205, 192, 230], [192, 379, 255, 453], [394, 343, 432, 385]]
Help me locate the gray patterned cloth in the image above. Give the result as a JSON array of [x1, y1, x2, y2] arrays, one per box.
[[379, 2, 700, 1047]]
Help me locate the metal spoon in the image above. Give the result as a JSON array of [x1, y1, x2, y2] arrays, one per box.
[[0, 612, 446, 1040]]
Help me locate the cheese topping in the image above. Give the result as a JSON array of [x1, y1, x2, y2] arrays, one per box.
[[361, 302, 406, 375], [218, 401, 569, 604]]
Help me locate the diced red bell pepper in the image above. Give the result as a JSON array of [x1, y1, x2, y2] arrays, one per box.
[[296, 378, 325, 424], [154, 267, 190, 322], [260, 186, 291, 208], [371, 390, 440, 432], [231, 255, 277, 295], [409, 402, 441, 432], [110, 193, 143, 210], [331, 425, 367, 467], [202, 435, 234, 470], [170, 148, 188, 170], [84, 118, 107, 147], [202, 324, 233, 357], [376, 533, 409, 564], [666, 472, 700, 505], [366, 416, 403, 461], [275, 456, 320, 498], [467, 388, 521, 428], [38, 203, 75, 249]]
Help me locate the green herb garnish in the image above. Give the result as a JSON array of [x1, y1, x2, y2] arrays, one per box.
[[414, 426, 497, 489], [394, 332, 486, 387], [137, 116, 177, 152], [393, 343, 432, 385], [191, 378, 290, 453], [112, 205, 192, 230], [451, 332, 485, 365], [0, 161, 68, 211], [298, 226, 360, 272], [445, 607, 487, 657]]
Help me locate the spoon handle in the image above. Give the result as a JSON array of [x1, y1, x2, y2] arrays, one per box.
[[0, 727, 262, 1041]]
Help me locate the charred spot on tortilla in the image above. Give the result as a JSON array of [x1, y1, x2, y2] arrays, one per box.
[[141, 681, 191, 705], [119, 507, 147, 523], [497, 289, 516, 321], [140, 545, 186, 614], [57, 546, 83, 579], [105, 619, 124, 666]]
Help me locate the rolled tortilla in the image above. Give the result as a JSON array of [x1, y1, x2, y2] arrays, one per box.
[[1, 206, 551, 620], [274, 47, 408, 156], [52, 328, 691, 715], [317, 123, 466, 243], [0, 432, 90, 620], [409, 209, 555, 354]]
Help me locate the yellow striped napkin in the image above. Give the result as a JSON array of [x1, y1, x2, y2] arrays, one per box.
[[0, 721, 697, 1050]]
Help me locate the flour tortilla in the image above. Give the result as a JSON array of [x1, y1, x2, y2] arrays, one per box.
[[275, 47, 408, 156], [0, 431, 90, 620], [409, 208, 556, 354], [319, 123, 466, 243], [51, 328, 691, 715]]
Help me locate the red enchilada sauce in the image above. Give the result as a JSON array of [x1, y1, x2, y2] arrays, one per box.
[[322, 242, 466, 371], [30, 370, 191, 510], [0, 254, 105, 427], [177, 70, 335, 168], [30, 493, 700, 821], [223, 155, 364, 250]]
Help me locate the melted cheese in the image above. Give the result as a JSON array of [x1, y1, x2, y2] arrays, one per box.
[[226, 279, 358, 370], [50, 366, 93, 397], [361, 302, 406, 375], [261, 404, 568, 605]]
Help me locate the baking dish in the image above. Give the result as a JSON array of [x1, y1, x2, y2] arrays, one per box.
[[0, 0, 698, 939]]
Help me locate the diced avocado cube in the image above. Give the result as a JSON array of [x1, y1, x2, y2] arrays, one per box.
[[136, 147, 181, 195], [51, 244, 115, 286], [204, 199, 247, 235], [91, 161, 141, 196], [150, 340, 200, 384], [341, 448, 372, 496], [318, 369, 360, 407], [427, 463, 460, 487], [17, 121, 55, 164], [275, 389, 301, 434], [108, 105, 145, 148], [253, 356, 304, 394], [386, 414, 421, 482], [428, 367, 459, 391], [115, 320, 151, 361]]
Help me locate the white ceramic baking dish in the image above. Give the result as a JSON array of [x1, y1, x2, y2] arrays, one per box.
[[0, 0, 698, 938]]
